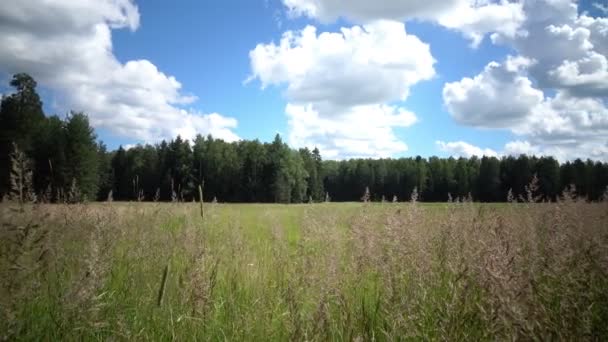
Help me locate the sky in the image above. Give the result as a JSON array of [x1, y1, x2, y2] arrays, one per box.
[[0, 0, 607, 161]]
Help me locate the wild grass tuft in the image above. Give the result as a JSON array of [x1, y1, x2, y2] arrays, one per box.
[[1, 185, 607, 340]]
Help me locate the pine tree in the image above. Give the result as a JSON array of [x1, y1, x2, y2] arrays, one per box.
[[0, 73, 45, 198], [64, 112, 99, 201]]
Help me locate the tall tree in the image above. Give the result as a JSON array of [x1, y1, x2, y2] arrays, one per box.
[[311, 148, 324, 200], [535, 156, 560, 201], [0, 73, 46, 197], [96, 142, 113, 200], [477, 156, 501, 202], [167, 136, 194, 200], [64, 112, 99, 200], [239, 139, 268, 202], [31, 115, 67, 200], [454, 157, 470, 198], [111, 146, 129, 200], [268, 134, 292, 203], [299, 147, 324, 201]]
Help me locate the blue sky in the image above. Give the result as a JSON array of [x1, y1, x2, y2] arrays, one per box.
[[1, 0, 607, 160], [108, 0, 515, 155]]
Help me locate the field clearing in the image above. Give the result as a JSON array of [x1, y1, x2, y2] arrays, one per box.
[[1, 200, 607, 341]]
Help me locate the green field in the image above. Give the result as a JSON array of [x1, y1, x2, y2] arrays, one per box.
[[1, 200, 607, 341]]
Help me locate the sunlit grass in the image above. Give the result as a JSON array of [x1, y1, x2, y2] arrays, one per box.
[[1, 200, 607, 340]]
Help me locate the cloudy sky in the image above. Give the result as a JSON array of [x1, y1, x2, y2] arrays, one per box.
[[0, 0, 606, 160]]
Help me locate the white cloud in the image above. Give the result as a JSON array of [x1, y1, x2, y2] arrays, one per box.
[[437, 1, 525, 47], [436, 140, 498, 158], [282, 0, 460, 22], [249, 21, 434, 158], [503, 140, 539, 156], [436, 139, 570, 161], [443, 57, 608, 161], [282, 0, 525, 47], [439, 138, 608, 162], [549, 52, 608, 97], [249, 21, 434, 108], [288, 104, 417, 159], [593, 2, 608, 15], [443, 56, 543, 128], [0, 0, 239, 143], [521, 92, 608, 142], [441, 1, 608, 161], [491, 0, 608, 97], [280, 0, 607, 160]]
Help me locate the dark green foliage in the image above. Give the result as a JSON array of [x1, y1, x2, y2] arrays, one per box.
[[477, 156, 501, 202], [111, 146, 130, 200], [99, 147, 607, 202], [0, 74, 45, 197], [64, 112, 99, 200], [299, 147, 324, 201], [0, 73, 607, 203], [31, 116, 67, 200], [96, 142, 113, 201], [238, 139, 268, 202]]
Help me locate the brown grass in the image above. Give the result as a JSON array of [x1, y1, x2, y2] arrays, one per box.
[[0, 192, 607, 340]]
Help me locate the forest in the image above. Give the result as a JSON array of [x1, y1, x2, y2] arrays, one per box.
[[1, 73, 607, 203]]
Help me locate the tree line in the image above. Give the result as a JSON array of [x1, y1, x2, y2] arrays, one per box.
[[1, 73, 607, 203]]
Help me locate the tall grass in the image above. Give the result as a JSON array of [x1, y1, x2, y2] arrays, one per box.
[[1, 195, 607, 340]]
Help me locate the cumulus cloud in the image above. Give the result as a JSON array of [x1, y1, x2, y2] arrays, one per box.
[[548, 52, 608, 97], [0, 0, 239, 143], [443, 57, 608, 160], [491, 0, 608, 97], [521, 92, 608, 142], [436, 140, 498, 158], [280, 0, 607, 160], [283, 0, 461, 22], [287, 104, 417, 159], [282, 0, 525, 47], [437, 139, 567, 160], [443, 55, 543, 128], [249, 21, 434, 108], [503, 140, 539, 156], [441, 1, 608, 161], [249, 21, 434, 158], [437, 1, 525, 47], [440, 138, 608, 162]]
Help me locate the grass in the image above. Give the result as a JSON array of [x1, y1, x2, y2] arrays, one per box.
[[1, 199, 607, 341]]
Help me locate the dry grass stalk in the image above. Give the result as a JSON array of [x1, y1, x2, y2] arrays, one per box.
[[361, 186, 370, 203], [67, 178, 81, 203], [8, 143, 36, 206], [198, 183, 204, 221], [157, 263, 170, 307], [1, 177, 607, 340]]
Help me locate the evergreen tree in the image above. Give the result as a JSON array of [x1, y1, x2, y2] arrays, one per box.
[[64, 112, 99, 200], [535, 156, 560, 201], [96, 142, 113, 200], [239, 139, 268, 202], [454, 157, 470, 198], [167, 136, 194, 200], [111, 146, 129, 200], [31, 115, 67, 200], [1, 72, 607, 204], [267, 134, 289, 203], [289, 150, 308, 203], [477, 156, 501, 202], [311, 148, 324, 200], [0, 73, 45, 197]]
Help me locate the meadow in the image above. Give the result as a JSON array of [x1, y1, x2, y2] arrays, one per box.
[[1, 196, 607, 341]]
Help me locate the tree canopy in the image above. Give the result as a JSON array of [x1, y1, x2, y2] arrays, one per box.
[[1, 73, 607, 203]]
